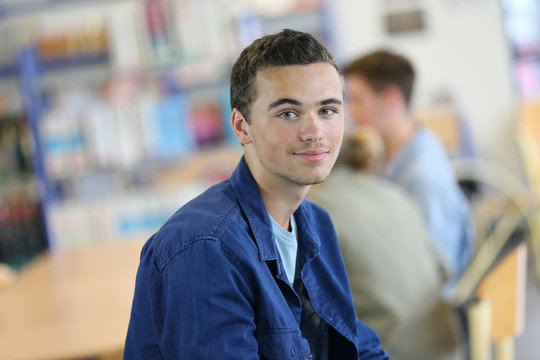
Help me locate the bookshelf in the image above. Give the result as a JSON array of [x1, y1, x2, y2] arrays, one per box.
[[0, 108, 46, 269], [1, 0, 333, 254]]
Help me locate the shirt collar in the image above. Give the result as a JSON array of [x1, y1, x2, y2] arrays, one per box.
[[294, 203, 321, 266], [229, 156, 320, 263], [229, 156, 280, 261]]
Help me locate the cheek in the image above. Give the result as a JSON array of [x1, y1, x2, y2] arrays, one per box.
[[326, 120, 344, 145], [347, 101, 362, 119], [275, 125, 299, 141], [255, 127, 290, 157], [349, 102, 370, 124], [359, 105, 377, 125]]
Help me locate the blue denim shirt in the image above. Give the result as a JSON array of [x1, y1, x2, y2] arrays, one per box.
[[124, 157, 387, 360]]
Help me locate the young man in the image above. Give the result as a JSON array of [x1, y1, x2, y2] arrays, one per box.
[[344, 50, 474, 293], [124, 29, 388, 359]]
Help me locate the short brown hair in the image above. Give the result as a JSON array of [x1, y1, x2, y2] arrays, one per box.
[[344, 49, 415, 106], [230, 29, 341, 123]]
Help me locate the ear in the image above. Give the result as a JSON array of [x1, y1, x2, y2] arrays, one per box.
[[231, 108, 252, 145]]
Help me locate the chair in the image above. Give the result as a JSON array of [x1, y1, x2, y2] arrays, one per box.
[[515, 100, 540, 283], [417, 101, 536, 359], [450, 159, 535, 360], [468, 243, 527, 360]]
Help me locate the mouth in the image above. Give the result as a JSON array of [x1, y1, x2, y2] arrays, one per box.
[[294, 148, 329, 162]]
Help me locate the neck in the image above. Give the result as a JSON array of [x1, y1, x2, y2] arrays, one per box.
[[244, 155, 308, 230], [259, 182, 308, 231], [381, 113, 416, 163]]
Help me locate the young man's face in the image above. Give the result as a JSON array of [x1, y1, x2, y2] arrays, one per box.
[[346, 74, 387, 132], [242, 63, 344, 188]]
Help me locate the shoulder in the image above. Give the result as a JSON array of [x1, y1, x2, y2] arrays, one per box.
[[310, 171, 410, 212], [299, 198, 334, 225], [411, 128, 453, 173], [144, 179, 246, 271], [398, 129, 457, 191]]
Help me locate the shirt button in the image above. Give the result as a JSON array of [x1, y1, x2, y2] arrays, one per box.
[[291, 348, 295, 357]]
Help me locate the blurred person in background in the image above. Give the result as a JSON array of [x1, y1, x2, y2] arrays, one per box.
[[343, 49, 475, 294], [124, 29, 388, 359], [308, 127, 466, 360]]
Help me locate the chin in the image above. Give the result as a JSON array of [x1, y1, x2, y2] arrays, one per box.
[[308, 177, 328, 185], [292, 171, 330, 186]]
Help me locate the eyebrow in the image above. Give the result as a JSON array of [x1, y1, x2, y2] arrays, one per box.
[[266, 97, 343, 111], [319, 98, 343, 106], [266, 98, 301, 111]]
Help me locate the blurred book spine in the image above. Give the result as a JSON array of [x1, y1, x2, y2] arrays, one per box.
[[0, 111, 46, 268], [145, 0, 176, 65], [0, 202, 46, 269]]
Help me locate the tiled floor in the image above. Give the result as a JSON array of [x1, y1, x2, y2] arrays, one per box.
[[516, 254, 540, 359]]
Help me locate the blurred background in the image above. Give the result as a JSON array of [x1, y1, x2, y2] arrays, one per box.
[[0, 0, 540, 359]]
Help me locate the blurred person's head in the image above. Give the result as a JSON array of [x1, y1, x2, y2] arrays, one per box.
[[229, 29, 345, 189], [340, 126, 385, 174], [344, 49, 416, 162], [344, 49, 414, 125]]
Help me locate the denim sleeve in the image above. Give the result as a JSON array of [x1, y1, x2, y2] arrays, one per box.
[[124, 238, 259, 359], [356, 318, 389, 360]]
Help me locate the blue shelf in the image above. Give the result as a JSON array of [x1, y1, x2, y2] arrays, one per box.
[[39, 51, 110, 72], [17, 47, 52, 248], [0, 51, 110, 80]]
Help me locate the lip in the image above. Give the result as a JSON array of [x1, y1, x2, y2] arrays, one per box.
[[294, 149, 329, 162]]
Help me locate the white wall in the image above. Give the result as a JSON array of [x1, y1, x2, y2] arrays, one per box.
[[330, 0, 521, 174]]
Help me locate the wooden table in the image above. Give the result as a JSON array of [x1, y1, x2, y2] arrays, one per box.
[[0, 240, 144, 360]]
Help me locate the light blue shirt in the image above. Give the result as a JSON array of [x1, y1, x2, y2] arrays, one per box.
[[382, 127, 474, 291], [269, 214, 298, 283]]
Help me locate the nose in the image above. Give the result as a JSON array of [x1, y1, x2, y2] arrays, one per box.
[[299, 113, 323, 142]]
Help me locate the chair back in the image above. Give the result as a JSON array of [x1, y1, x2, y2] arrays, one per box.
[[468, 243, 527, 360]]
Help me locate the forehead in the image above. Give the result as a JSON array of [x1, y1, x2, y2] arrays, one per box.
[[346, 75, 383, 102], [253, 63, 343, 105], [346, 74, 372, 91]]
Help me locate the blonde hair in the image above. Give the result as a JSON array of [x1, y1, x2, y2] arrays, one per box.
[[341, 126, 385, 173]]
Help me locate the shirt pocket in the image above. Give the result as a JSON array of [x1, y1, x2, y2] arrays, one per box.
[[256, 328, 312, 360]]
